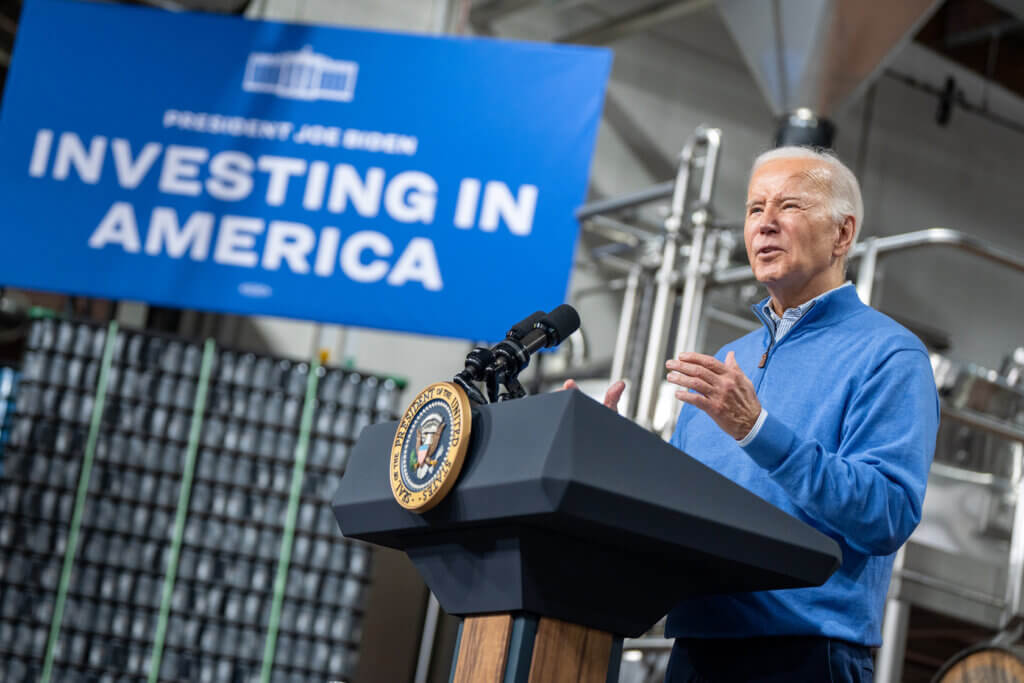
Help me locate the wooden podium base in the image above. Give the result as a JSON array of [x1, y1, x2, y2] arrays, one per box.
[[450, 614, 623, 683]]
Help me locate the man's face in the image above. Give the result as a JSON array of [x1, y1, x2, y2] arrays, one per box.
[[744, 157, 843, 293]]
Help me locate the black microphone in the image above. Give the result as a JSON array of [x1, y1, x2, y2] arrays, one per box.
[[507, 310, 546, 340], [487, 304, 580, 390], [454, 305, 580, 404], [453, 309, 546, 405], [516, 304, 580, 356]]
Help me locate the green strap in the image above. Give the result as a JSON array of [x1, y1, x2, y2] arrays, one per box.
[[40, 320, 118, 683], [147, 338, 216, 682], [261, 356, 321, 682]]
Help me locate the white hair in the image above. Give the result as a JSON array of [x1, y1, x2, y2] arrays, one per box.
[[750, 146, 864, 247]]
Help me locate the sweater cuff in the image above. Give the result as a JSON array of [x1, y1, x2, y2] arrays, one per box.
[[740, 411, 797, 471], [736, 408, 768, 447]]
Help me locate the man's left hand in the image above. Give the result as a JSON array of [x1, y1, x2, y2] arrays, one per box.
[[665, 351, 761, 440]]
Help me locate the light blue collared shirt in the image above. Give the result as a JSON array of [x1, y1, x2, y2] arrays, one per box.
[[737, 282, 854, 446]]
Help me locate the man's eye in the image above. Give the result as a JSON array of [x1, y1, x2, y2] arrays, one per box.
[[748, 207, 762, 215]]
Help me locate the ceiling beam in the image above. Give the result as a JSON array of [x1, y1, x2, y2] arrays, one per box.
[[470, 0, 590, 28], [556, 0, 714, 45]]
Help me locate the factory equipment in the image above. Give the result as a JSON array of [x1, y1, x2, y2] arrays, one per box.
[[717, 0, 940, 147]]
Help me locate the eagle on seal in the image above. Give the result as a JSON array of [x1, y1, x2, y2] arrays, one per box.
[[413, 413, 446, 478]]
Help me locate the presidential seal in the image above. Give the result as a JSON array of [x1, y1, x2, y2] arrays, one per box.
[[390, 382, 472, 513]]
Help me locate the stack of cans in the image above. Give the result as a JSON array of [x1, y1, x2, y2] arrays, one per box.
[[0, 365, 18, 474], [0, 318, 403, 682]]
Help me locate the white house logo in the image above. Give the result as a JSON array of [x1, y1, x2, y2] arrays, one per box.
[[243, 46, 358, 102]]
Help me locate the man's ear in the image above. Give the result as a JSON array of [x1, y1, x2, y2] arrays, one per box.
[[835, 215, 856, 257]]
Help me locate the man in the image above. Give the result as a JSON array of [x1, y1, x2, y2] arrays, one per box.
[[663, 147, 938, 682], [571, 147, 938, 682]]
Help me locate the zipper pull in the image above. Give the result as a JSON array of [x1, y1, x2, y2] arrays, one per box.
[[758, 351, 768, 368]]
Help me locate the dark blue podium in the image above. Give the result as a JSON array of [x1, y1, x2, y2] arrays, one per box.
[[333, 390, 840, 682]]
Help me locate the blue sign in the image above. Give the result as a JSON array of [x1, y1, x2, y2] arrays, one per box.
[[0, 0, 611, 340]]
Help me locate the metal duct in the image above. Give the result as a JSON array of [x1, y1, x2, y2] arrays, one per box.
[[717, 0, 942, 119]]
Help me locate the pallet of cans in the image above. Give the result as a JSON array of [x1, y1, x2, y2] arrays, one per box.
[[0, 317, 402, 682], [0, 365, 17, 474]]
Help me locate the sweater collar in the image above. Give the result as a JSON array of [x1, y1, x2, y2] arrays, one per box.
[[752, 281, 861, 337]]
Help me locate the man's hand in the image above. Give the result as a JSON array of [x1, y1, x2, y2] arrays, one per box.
[[665, 351, 761, 440], [562, 379, 626, 413]]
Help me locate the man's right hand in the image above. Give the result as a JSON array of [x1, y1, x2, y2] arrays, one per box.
[[562, 379, 626, 413]]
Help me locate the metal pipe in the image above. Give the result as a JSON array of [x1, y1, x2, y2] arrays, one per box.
[[676, 221, 709, 354], [697, 129, 722, 208], [656, 129, 721, 437], [537, 359, 613, 385], [576, 181, 675, 220], [577, 252, 643, 275], [633, 133, 700, 428], [855, 237, 879, 304], [634, 230, 682, 428], [583, 214, 657, 248], [656, 220, 707, 438], [611, 266, 642, 402], [898, 567, 1007, 609], [870, 227, 1024, 273], [1004, 469, 1024, 624], [590, 240, 652, 262], [671, 128, 721, 356], [876, 547, 910, 683], [930, 461, 1015, 493], [625, 274, 657, 421], [942, 404, 1024, 444], [622, 637, 675, 651], [413, 593, 441, 683], [572, 278, 630, 300]]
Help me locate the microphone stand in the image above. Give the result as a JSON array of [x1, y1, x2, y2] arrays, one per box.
[[452, 340, 529, 406], [453, 347, 493, 407], [452, 305, 577, 406]]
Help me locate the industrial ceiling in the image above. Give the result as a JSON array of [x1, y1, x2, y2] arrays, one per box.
[[0, 0, 1019, 136]]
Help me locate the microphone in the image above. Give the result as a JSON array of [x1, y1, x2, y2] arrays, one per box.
[[452, 305, 581, 405], [453, 309, 548, 405], [487, 304, 580, 395], [507, 310, 547, 341], [511, 304, 580, 358]]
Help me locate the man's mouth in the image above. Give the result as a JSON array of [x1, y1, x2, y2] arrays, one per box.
[[757, 246, 782, 257]]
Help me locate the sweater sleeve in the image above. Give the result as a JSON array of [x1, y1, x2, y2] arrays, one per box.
[[741, 348, 939, 556]]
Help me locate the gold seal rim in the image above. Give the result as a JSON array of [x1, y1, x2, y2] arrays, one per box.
[[389, 381, 472, 513]]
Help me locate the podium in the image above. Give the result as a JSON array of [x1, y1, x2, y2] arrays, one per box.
[[333, 390, 841, 682]]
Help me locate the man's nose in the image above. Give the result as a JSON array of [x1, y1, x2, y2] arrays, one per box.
[[756, 205, 780, 231]]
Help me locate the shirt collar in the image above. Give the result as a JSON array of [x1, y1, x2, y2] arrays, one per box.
[[761, 281, 854, 323]]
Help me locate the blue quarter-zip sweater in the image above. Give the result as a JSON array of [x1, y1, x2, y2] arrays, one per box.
[[666, 284, 939, 646]]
